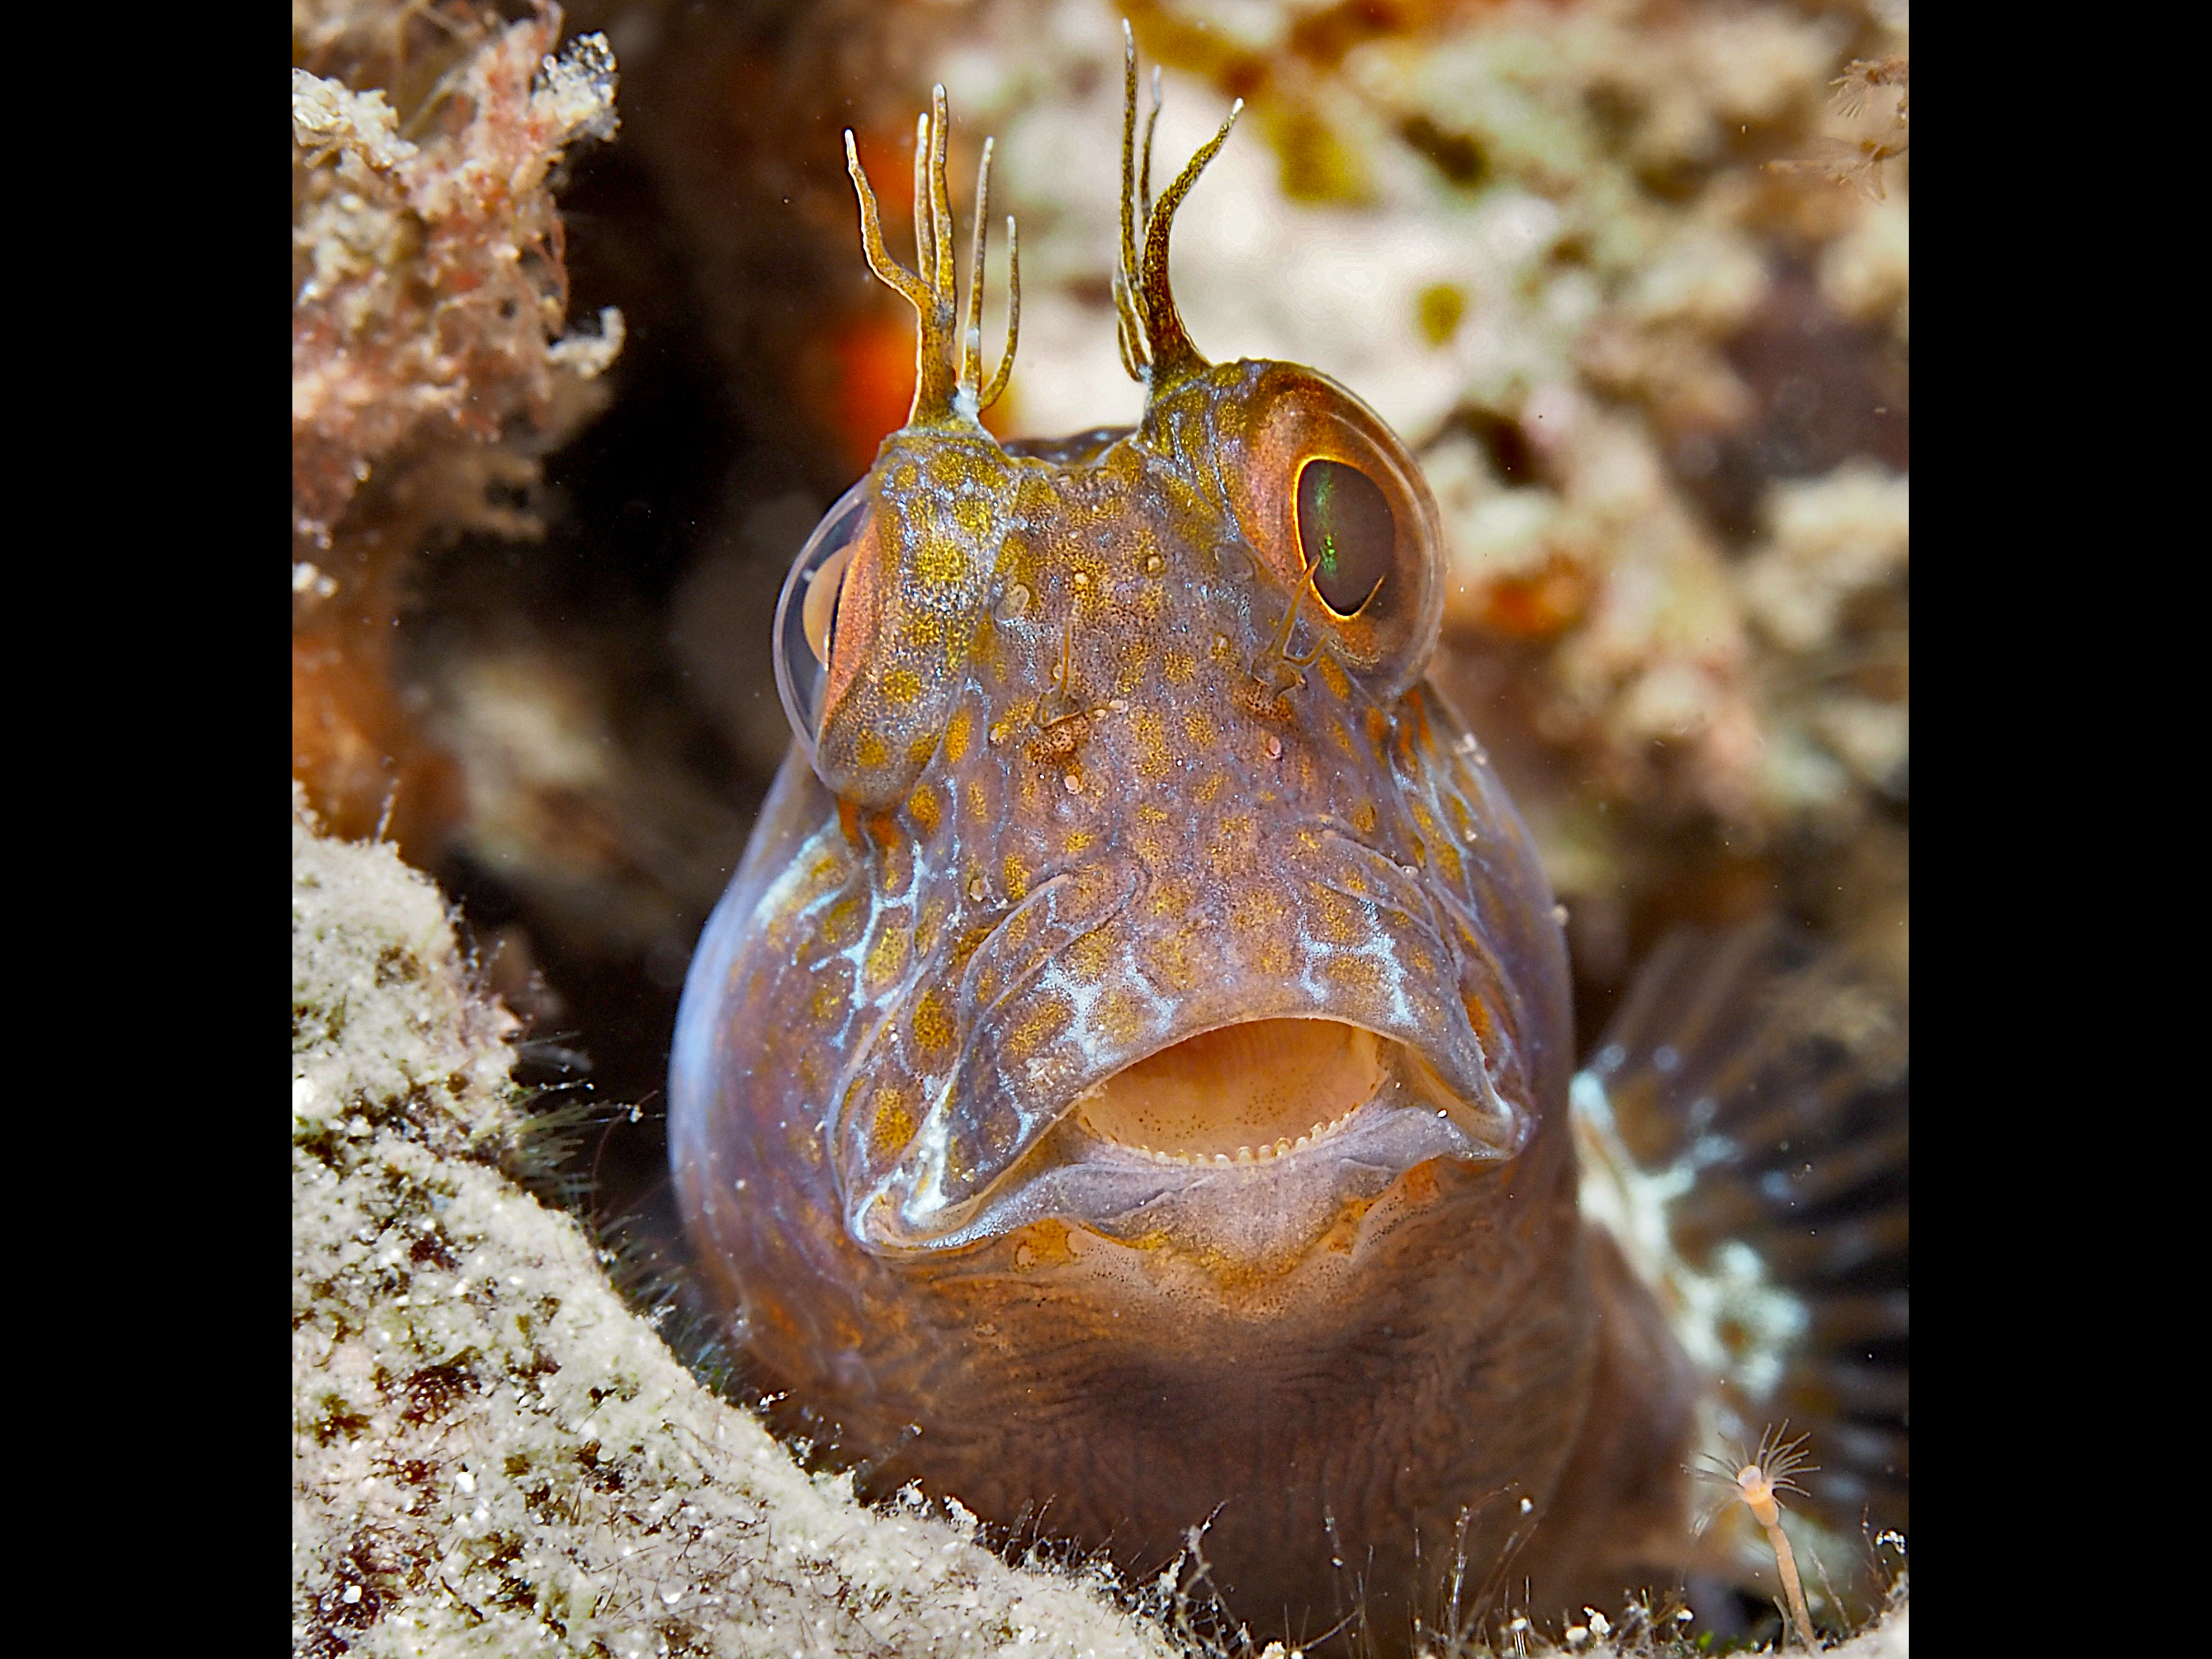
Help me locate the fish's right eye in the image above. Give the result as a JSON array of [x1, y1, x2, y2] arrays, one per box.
[[774, 480, 876, 764]]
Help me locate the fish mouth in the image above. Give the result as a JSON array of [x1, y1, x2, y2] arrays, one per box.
[[856, 1014, 1525, 1257], [1069, 1018, 1404, 1166], [838, 825, 1552, 1256]]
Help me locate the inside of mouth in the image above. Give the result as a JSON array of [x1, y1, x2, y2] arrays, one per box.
[[1072, 1018, 1389, 1163]]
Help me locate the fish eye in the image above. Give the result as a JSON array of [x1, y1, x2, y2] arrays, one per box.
[[1219, 363, 1445, 695], [1295, 458, 1394, 618], [773, 479, 875, 764]]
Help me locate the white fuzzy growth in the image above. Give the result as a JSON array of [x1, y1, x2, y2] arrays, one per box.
[[549, 306, 627, 381], [291, 70, 417, 172], [535, 32, 621, 145], [1571, 1070, 1807, 1399]]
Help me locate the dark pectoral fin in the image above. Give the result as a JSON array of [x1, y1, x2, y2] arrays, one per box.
[[1575, 921, 1908, 1592]]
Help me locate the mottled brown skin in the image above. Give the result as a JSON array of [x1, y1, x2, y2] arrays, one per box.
[[672, 77, 1695, 1650]]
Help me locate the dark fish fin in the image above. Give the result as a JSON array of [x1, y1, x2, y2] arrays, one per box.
[[1572, 921, 1907, 1609]]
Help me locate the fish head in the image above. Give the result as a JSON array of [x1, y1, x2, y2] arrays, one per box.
[[725, 131, 1572, 1320]]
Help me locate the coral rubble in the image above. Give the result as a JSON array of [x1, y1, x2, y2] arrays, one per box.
[[292, 4, 621, 547], [292, 1, 624, 851]]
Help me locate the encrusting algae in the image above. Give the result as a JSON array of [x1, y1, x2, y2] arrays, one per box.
[[292, 0, 623, 854], [290, 786, 1188, 1658]]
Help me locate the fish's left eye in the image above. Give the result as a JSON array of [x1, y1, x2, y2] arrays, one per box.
[[1220, 363, 1445, 696], [773, 479, 875, 764], [1296, 458, 1394, 617]]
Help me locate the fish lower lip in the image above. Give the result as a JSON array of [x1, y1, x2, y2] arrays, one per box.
[[1084, 1108, 1365, 1166]]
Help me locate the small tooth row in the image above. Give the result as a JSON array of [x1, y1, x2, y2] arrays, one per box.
[[1127, 1109, 1359, 1166]]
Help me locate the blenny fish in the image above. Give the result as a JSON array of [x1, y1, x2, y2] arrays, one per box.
[[672, 39, 1904, 1649]]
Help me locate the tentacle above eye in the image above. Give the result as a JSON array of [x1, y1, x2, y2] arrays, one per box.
[[1113, 23, 1242, 387], [843, 88, 1019, 428]]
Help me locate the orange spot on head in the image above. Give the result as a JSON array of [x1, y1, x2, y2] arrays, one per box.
[[863, 922, 911, 989], [1461, 988, 1497, 1048], [911, 987, 956, 1053], [1064, 927, 1114, 981], [869, 1087, 916, 1159], [1014, 1217, 1074, 1268]]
